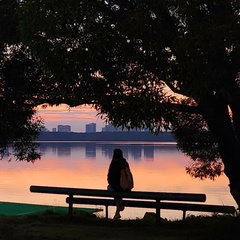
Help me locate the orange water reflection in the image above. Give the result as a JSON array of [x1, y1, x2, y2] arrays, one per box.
[[0, 142, 236, 220]]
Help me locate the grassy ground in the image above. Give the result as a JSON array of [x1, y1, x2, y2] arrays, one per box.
[[0, 211, 240, 240]]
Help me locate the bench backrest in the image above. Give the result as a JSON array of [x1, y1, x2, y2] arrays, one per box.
[[30, 185, 206, 202]]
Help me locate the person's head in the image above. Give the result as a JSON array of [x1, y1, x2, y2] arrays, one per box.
[[112, 149, 123, 160]]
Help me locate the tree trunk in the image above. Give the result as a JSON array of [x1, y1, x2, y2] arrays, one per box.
[[199, 93, 240, 209]]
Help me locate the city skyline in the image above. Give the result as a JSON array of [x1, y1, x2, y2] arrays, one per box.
[[43, 123, 146, 133], [37, 87, 177, 132], [38, 104, 106, 132]]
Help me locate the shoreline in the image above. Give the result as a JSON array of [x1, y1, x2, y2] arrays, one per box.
[[37, 131, 175, 142]]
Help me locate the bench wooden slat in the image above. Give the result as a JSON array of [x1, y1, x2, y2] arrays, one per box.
[[30, 185, 206, 202]]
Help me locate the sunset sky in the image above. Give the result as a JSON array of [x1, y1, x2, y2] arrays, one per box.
[[37, 86, 180, 132], [37, 104, 106, 132]]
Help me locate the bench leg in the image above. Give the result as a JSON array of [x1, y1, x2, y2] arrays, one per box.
[[105, 205, 108, 219], [183, 210, 186, 220], [68, 194, 73, 215], [156, 200, 161, 221]]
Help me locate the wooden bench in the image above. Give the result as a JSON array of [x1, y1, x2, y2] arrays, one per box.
[[30, 185, 236, 220]]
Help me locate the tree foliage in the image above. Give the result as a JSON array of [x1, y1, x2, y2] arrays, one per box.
[[2, 1, 240, 190], [0, 45, 42, 161], [19, 0, 237, 177], [0, 0, 59, 161]]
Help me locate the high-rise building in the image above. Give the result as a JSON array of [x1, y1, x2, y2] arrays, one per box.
[[57, 125, 71, 132], [86, 123, 96, 133]]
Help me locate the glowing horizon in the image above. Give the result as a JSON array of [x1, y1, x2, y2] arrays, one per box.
[[37, 104, 106, 132]]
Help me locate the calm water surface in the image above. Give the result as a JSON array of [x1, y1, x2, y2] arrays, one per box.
[[0, 141, 236, 220]]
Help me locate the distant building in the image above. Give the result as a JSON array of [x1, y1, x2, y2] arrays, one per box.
[[86, 123, 96, 133], [52, 128, 56, 132], [102, 124, 121, 132], [40, 126, 49, 132], [57, 125, 71, 132], [102, 124, 146, 132]]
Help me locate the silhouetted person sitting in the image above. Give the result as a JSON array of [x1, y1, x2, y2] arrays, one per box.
[[107, 148, 134, 219]]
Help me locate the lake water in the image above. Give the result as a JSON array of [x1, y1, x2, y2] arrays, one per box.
[[0, 141, 236, 220]]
